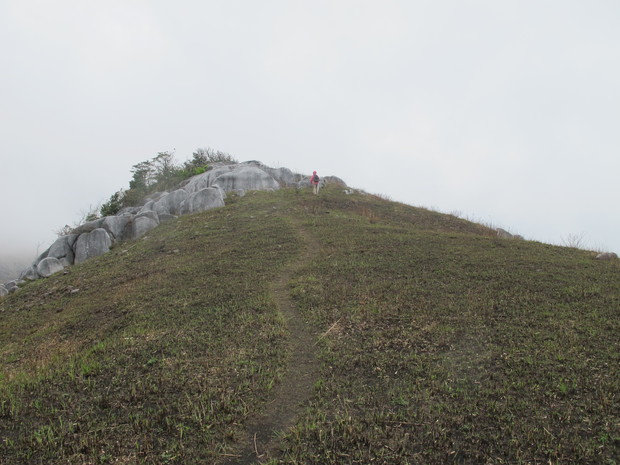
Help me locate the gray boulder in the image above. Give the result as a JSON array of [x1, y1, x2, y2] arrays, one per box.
[[136, 210, 160, 223], [243, 161, 301, 186], [144, 191, 168, 203], [37, 257, 65, 278], [596, 252, 618, 260], [19, 265, 39, 281], [186, 187, 225, 214], [212, 165, 279, 192], [0, 284, 7, 297], [153, 192, 171, 215], [132, 215, 159, 238], [139, 200, 156, 214], [72, 218, 105, 235], [183, 165, 235, 194], [74, 228, 112, 264], [497, 228, 514, 239], [31, 247, 50, 268], [48, 234, 78, 266], [324, 175, 347, 186], [154, 189, 189, 216], [265, 167, 299, 186], [117, 206, 141, 215], [102, 215, 132, 242]]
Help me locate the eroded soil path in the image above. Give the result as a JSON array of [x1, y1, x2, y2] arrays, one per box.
[[222, 223, 320, 464]]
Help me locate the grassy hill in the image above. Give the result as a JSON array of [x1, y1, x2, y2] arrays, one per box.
[[1, 186, 618, 464]]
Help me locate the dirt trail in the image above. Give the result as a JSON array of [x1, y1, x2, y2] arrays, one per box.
[[222, 223, 320, 464]]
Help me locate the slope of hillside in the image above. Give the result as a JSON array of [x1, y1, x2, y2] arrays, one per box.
[[1, 186, 618, 464]]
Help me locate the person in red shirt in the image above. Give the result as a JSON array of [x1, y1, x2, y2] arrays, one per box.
[[310, 170, 320, 195]]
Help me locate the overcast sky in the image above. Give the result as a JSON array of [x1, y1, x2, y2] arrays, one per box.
[[1, 0, 619, 268]]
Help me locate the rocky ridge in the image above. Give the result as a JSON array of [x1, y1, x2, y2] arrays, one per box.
[[0, 161, 346, 295]]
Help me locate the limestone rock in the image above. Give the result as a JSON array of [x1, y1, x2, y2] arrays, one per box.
[[244, 161, 301, 186], [144, 191, 167, 203], [497, 228, 514, 239], [186, 187, 225, 214], [183, 165, 235, 194], [37, 257, 65, 278], [323, 175, 347, 186], [136, 210, 160, 224], [48, 234, 78, 266], [74, 229, 112, 264], [139, 200, 156, 214], [19, 265, 39, 281], [596, 252, 618, 260], [212, 165, 279, 192], [132, 215, 159, 239], [31, 248, 50, 267], [117, 206, 141, 215], [72, 218, 105, 235], [102, 215, 132, 242], [154, 189, 189, 216]]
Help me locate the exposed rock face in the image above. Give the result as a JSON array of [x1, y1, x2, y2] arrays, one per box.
[[48, 234, 78, 266], [0, 284, 7, 297], [74, 229, 112, 264], [596, 252, 618, 260], [154, 189, 189, 216], [37, 257, 65, 278], [132, 215, 159, 239], [212, 165, 280, 192], [72, 218, 105, 235], [4, 161, 346, 290], [102, 216, 132, 242], [19, 266, 40, 281], [183, 165, 233, 193], [496, 228, 523, 240], [186, 188, 225, 214], [323, 175, 347, 186]]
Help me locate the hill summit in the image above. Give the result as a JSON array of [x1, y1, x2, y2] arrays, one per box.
[[0, 167, 618, 464], [1, 161, 345, 295]]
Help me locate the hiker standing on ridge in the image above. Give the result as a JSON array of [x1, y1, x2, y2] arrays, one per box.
[[310, 170, 320, 195]]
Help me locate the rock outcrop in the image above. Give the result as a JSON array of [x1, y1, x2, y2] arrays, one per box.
[[37, 257, 65, 278], [2, 162, 345, 293], [185, 188, 225, 214], [496, 228, 524, 240], [74, 228, 113, 265], [596, 252, 618, 260]]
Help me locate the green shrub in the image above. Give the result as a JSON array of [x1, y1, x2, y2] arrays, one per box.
[[100, 190, 125, 217]]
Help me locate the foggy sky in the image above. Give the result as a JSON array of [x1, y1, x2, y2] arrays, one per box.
[[1, 0, 619, 269]]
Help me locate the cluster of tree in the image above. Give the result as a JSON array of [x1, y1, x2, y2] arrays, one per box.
[[99, 148, 237, 218]]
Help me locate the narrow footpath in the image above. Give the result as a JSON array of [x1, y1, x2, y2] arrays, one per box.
[[222, 223, 320, 464]]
